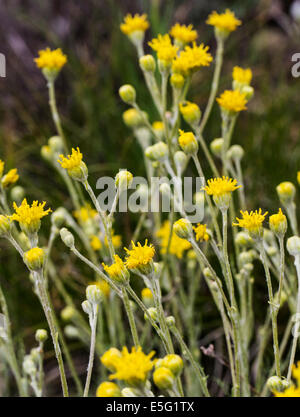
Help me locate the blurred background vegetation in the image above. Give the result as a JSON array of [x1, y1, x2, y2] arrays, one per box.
[[1, 0, 300, 395]]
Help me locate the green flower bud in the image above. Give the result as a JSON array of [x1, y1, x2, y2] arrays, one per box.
[[210, 138, 224, 157], [35, 329, 48, 343], [227, 145, 244, 161], [86, 284, 102, 305], [145, 142, 168, 161], [145, 307, 158, 322], [10, 186, 25, 204], [48, 136, 64, 153], [115, 170, 133, 191], [170, 73, 185, 89], [82, 299, 93, 315], [287, 236, 300, 257], [60, 227, 75, 249], [139, 55, 156, 72], [276, 182, 296, 205], [61, 306, 76, 321], [119, 84, 136, 104], [153, 367, 175, 390], [173, 218, 193, 239]]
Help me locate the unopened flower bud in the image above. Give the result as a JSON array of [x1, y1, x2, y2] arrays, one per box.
[[174, 151, 188, 173], [64, 325, 80, 339], [159, 183, 171, 197], [266, 246, 277, 257], [203, 267, 214, 281], [121, 387, 138, 397], [96, 381, 121, 397], [41, 145, 53, 161], [276, 182, 296, 204], [238, 251, 254, 267], [23, 356, 36, 376], [0, 215, 11, 237], [160, 354, 183, 376], [141, 287, 154, 307], [179, 101, 201, 126], [227, 145, 244, 161], [10, 186, 25, 204], [241, 85, 254, 100], [210, 138, 224, 157], [61, 306, 76, 321], [23, 247, 45, 271], [122, 109, 144, 128], [115, 170, 133, 191], [173, 218, 193, 239], [235, 231, 253, 247], [86, 284, 102, 305], [60, 227, 75, 249], [48, 136, 64, 153], [153, 367, 175, 390], [145, 307, 158, 322], [170, 73, 185, 89], [82, 299, 93, 315], [267, 376, 290, 393], [287, 236, 300, 257], [35, 329, 48, 343], [145, 142, 168, 161], [139, 55, 156, 72], [178, 130, 198, 154], [119, 84, 136, 104], [269, 208, 287, 237], [51, 207, 66, 228], [166, 316, 175, 328]]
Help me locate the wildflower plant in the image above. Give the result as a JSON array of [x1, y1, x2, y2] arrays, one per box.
[[1, 6, 300, 400]]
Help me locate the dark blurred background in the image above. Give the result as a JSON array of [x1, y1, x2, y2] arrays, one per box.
[[0, 0, 300, 395]]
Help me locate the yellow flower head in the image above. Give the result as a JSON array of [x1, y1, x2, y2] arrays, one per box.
[[102, 255, 129, 285], [108, 346, 155, 387], [120, 14, 149, 36], [206, 9, 241, 33], [124, 240, 155, 274], [172, 42, 213, 76], [108, 233, 122, 249], [10, 198, 52, 235], [58, 147, 88, 181], [203, 176, 240, 210], [152, 121, 164, 131], [90, 235, 102, 251], [233, 209, 268, 238], [178, 129, 198, 154], [34, 48, 67, 71], [141, 287, 153, 301], [1, 168, 19, 188], [269, 208, 287, 236], [156, 220, 191, 259], [0, 160, 4, 178], [58, 147, 83, 170], [193, 223, 210, 242], [23, 247, 45, 271], [101, 348, 122, 372], [297, 171, 300, 186], [179, 101, 201, 125], [273, 362, 300, 396], [89, 280, 110, 298], [74, 204, 97, 223], [96, 381, 121, 397], [232, 66, 252, 86], [169, 23, 198, 45], [149, 34, 178, 65], [216, 90, 247, 113]]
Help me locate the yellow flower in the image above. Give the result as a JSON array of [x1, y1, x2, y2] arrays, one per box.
[[172, 42, 213, 76], [269, 208, 287, 236], [274, 386, 300, 397], [216, 90, 247, 113], [152, 121, 164, 131], [169, 23, 197, 45], [89, 280, 110, 298], [102, 255, 129, 285], [58, 147, 88, 181], [10, 198, 52, 235], [96, 381, 121, 397], [90, 235, 102, 251], [206, 9, 241, 33], [203, 176, 241, 197], [74, 204, 97, 223], [108, 233, 122, 249], [1, 168, 19, 188], [23, 247, 45, 271], [125, 240, 155, 274], [101, 348, 122, 372], [34, 48, 67, 71], [108, 346, 155, 387], [178, 129, 198, 154], [193, 224, 210, 242], [179, 101, 201, 125], [0, 160, 4, 178], [233, 209, 268, 238], [297, 171, 300, 185], [156, 220, 191, 259], [120, 14, 149, 36], [141, 287, 153, 301], [149, 34, 178, 65], [232, 66, 252, 86]]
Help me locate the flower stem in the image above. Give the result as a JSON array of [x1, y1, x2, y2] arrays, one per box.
[[83, 304, 98, 397]]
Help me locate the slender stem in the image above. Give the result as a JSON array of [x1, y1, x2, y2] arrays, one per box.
[[170, 324, 210, 397], [199, 38, 224, 133], [35, 271, 69, 396], [83, 304, 98, 397], [122, 287, 140, 347], [287, 254, 300, 382], [195, 130, 220, 177], [48, 81, 68, 152], [259, 242, 281, 378]]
